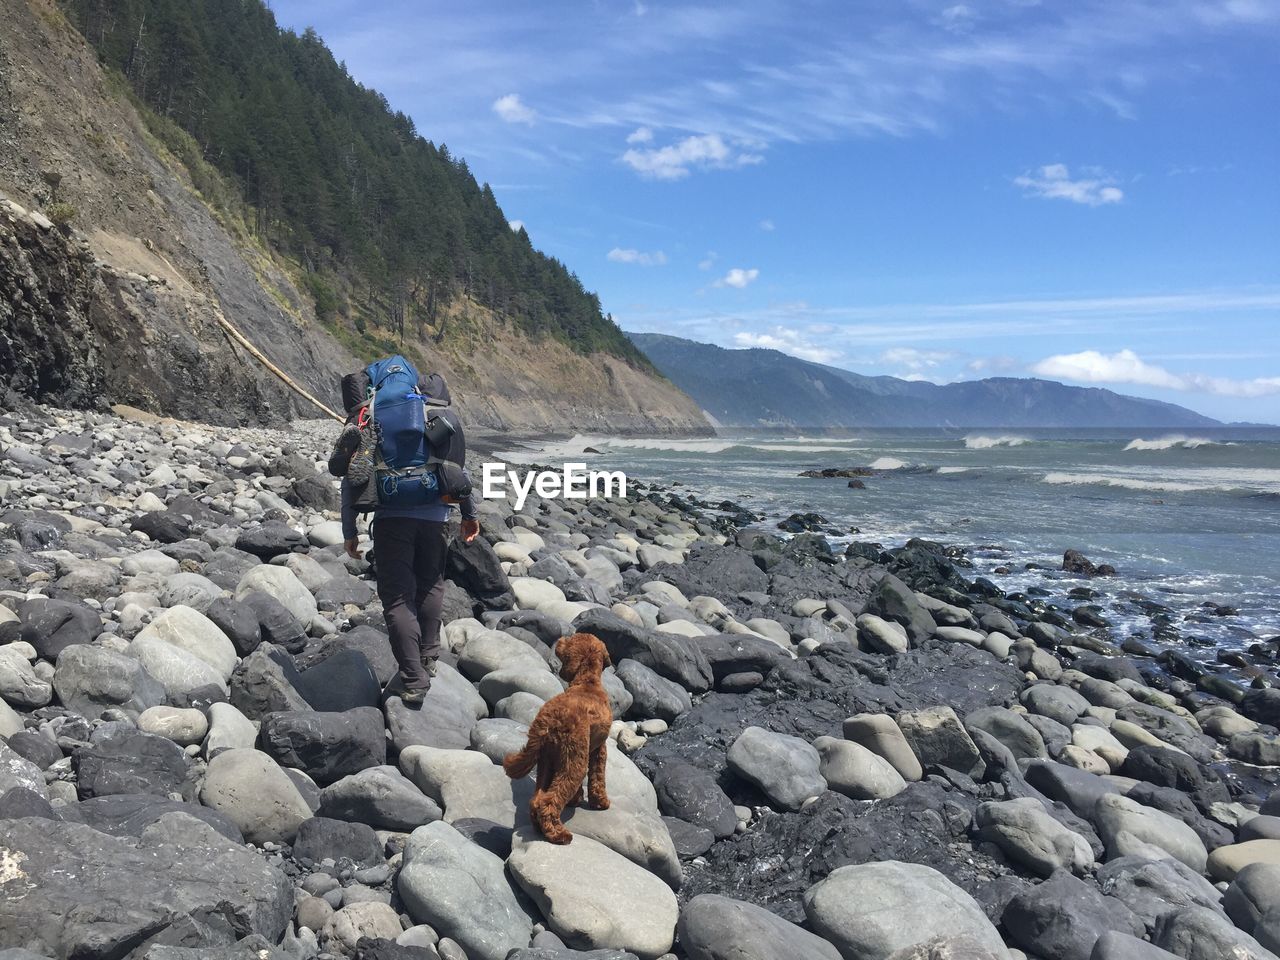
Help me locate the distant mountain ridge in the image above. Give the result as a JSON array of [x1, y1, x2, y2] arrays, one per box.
[[628, 332, 1220, 428]]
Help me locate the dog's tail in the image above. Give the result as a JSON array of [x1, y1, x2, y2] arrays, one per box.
[[502, 731, 542, 780]]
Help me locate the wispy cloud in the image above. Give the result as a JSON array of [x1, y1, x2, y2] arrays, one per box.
[[620, 133, 763, 180], [1032, 349, 1280, 397], [880, 347, 954, 371], [758, 218, 775, 231], [493, 93, 536, 125], [698, 252, 718, 271], [607, 247, 667, 266], [626, 126, 654, 144], [714, 267, 759, 289], [1014, 164, 1124, 206], [734, 326, 838, 363], [508, 219, 526, 232]]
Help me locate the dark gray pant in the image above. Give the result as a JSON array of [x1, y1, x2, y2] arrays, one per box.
[[373, 517, 447, 690]]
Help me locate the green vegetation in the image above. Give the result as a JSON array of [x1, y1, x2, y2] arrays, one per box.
[[59, 0, 650, 366], [46, 202, 77, 226]]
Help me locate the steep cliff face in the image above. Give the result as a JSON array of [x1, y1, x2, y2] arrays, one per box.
[[0, 0, 709, 434]]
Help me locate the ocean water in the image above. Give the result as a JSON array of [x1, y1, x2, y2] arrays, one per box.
[[496, 427, 1280, 656]]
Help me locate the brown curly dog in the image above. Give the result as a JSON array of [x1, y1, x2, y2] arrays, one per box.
[[502, 632, 613, 844]]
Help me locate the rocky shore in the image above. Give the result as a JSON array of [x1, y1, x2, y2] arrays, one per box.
[[2, 401, 1280, 960]]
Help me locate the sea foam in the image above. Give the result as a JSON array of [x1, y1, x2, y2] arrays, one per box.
[[964, 435, 1029, 449], [1124, 436, 1220, 451]]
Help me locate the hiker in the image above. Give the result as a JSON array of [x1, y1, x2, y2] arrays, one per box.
[[331, 358, 479, 704]]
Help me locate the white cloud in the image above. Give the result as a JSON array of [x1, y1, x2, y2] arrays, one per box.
[[1015, 164, 1124, 206], [626, 126, 654, 144], [508, 219, 526, 232], [880, 347, 953, 371], [1031, 348, 1280, 397], [620, 133, 763, 180], [759, 218, 775, 231], [607, 247, 667, 266], [714, 267, 759, 289], [734, 327, 838, 363], [697, 252, 718, 271], [492, 93, 536, 125]]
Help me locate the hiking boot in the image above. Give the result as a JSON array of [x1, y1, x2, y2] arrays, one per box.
[[423, 656, 439, 678], [345, 424, 379, 488], [401, 687, 427, 706], [327, 423, 362, 477]]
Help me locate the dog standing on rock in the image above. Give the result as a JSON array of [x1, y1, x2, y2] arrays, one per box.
[[503, 632, 613, 843]]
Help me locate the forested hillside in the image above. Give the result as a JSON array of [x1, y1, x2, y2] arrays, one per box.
[[58, 0, 648, 366]]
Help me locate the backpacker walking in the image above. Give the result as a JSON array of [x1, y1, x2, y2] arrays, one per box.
[[331, 357, 479, 705]]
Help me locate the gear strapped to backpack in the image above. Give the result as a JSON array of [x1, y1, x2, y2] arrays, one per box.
[[343, 356, 471, 512]]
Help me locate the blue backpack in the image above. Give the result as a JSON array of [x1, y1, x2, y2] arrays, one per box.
[[364, 355, 445, 507]]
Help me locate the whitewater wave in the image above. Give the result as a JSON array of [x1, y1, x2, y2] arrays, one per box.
[[965, 435, 1030, 450], [869, 457, 909, 470], [938, 466, 971, 474], [1041, 471, 1239, 493], [1124, 436, 1222, 451]]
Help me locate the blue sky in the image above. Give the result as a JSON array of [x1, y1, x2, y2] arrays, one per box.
[[271, 0, 1280, 423]]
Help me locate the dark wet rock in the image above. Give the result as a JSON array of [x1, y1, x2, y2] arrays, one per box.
[[73, 730, 195, 801], [296, 625, 399, 687], [635, 643, 1020, 788], [0, 814, 292, 956], [17, 598, 99, 659], [73, 793, 243, 843], [130, 510, 192, 544], [1120, 746, 1228, 809], [229, 644, 310, 720], [719, 671, 764, 693], [234, 521, 308, 560], [663, 816, 715, 859], [4, 731, 62, 770], [653, 761, 738, 838], [446, 536, 515, 610], [292, 816, 385, 867], [862, 573, 937, 645], [239, 591, 307, 651], [1089, 932, 1182, 960], [1002, 870, 1144, 960], [679, 786, 1029, 924], [204, 596, 262, 657], [615, 658, 692, 723], [889, 540, 970, 594], [292, 649, 381, 713], [203, 548, 262, 592], [698, 633, 789, 681], [639, 542, 768, 601], [678, 893, 841, 960], [1063, 550, 1116, 578], [1114, 703, 1214, 763], [259, 707, 386, 786], [573, 608, 713, 693], [0, 787, 57, 821]]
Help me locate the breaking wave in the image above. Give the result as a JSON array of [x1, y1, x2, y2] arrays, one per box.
[[1124, 436, 1222, 451], [965, 435, 1030, 449]]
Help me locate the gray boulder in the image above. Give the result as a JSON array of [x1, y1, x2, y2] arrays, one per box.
[[0, 814, 292, 956], [397, 821, 533, 960], [862, 574, 936, 645], [677, 894, 841, 960], [1097, 856, 1224, 932], [615, 659, 692, 723], [965, 706, 1047, 761], [974, 798, 1094, 878], [319, 765, 442, 831], [573, 608, 713, 693], [813, 736, 906, 801], [803, 861, 1009, 960], [1002, 870, 1144, 960], [199, 748, 313, 844], [52, 644, 166, 718], [727, 726, 826, 812], [1152, 905, 1279, 960], [897, 706, 985, 778]]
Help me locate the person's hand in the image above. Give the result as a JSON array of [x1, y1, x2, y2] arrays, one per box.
[[460, 519, 480, 544], [344, 538, 363, 559]]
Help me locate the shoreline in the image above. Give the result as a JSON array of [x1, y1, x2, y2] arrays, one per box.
[[2, 402, 1280, 958]]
